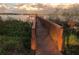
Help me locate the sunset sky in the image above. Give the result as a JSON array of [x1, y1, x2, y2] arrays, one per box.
[[0, 0, 79, 13], [0, 3, 72, 13]]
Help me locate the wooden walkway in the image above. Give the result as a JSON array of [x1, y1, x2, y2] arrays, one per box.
[[31, 16, 63, 55]]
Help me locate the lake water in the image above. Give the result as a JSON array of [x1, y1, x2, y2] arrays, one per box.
[[0, 15, 36, 22]]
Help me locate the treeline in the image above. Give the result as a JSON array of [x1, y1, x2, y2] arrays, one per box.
[[48, 4, 79, 22], [0, 16, 32, 54]]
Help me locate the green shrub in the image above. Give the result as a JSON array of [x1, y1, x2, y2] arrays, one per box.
[[0, 17, 32, 54]]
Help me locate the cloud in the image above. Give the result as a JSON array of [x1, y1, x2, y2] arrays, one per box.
[[0, 3, 74, 14]]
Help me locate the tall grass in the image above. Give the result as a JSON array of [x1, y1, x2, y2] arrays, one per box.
[[0, 16, 32, 55]]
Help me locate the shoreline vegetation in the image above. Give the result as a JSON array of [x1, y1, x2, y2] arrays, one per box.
[[0, 16, 33, 55], [0, 12, 79, 54]]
